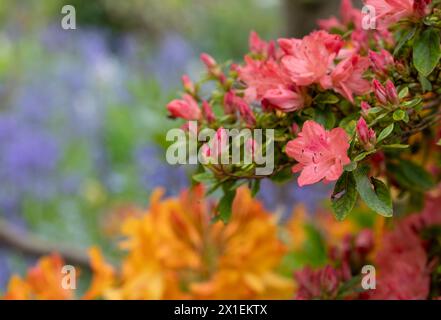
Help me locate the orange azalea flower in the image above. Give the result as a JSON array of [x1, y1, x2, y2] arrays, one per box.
[[83, 247, 116, 300], [88, 186, 294, 300], [3, 253, 74, 300]]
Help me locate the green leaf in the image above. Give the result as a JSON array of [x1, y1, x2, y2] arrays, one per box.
[[331, 171, 357, 221], [398, 87, 409, 99], [393, 109, 406, 121], [394, 27, 416, 56], [377, 123, 394, 143], [368, 107, 383, 114], [388, 160, 435, 192], [270, 166, 293, 184], [418, 73, 432, 92], [437, 139, 441, 146], [339, 118, 357, 137], [192, 172, 215, 184], [353, 166, 393, 217], [413, 28, 441, 77], [216, 189, 236, 223], [353, 150, 377, 162], [344, 162, 357, 172], [401, 97, 423, 109], [371, 178, 392, 211], [382, 144, 409, 149], [315, 108, 336, 130], [315, 93, 340, 105]]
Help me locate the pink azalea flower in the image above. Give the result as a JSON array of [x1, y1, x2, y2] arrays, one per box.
[[279, 31, 343, 87], [167, 94, 201, 120], [321, 55, 371, 103], [286, 120, 351, 187], [365, 0, 415, 28], [238, 56, 292, 103], [262, 85, 305, 113]]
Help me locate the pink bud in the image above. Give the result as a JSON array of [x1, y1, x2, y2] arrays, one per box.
[[235, 98, 256, 126], [292, 123, 300, 136], [200, 53, 217, 69], [357, 117, 376, 150], [202, 100, 216, 124], [245, 138, 258, 161], [224, 91, 256, 125], [372, 79, 388, 105], [223, 91, 236, 114], [361, 101, 371, 116], [167, 94, 201, 120], [385, 80, 399, 105], [249, 31, 266, 54], [181, 75, 195, 94], [230, 63, 240, 73], [414, 0, 432, 17]]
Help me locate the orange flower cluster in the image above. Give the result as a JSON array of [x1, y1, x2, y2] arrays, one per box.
[[2, 186, 294, 300], [3, 254, 73, 300], [91, 186, 294, 299]]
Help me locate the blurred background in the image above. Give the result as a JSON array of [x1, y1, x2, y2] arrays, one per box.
[[0, 0, 349, 293]]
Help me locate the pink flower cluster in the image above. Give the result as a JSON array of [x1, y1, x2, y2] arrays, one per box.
[[166, 0, 435, 189], [366, 191, 441, 300]]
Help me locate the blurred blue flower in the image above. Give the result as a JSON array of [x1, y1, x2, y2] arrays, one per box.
[[257, 179, 331, 219], [134, 145, 189, 197]]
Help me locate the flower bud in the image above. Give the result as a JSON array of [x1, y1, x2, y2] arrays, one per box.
[[357, 117, 376, 150], [385, 80, 399, 105], [181, 75, 195, 95], [200, 53, 217, 69], [360, 101, 371, 117], [236, 98, 256, 126], [223, 91, 236, 114], [372, 79, 388, 105], [202, 100, 216, 124], [414, 0, 432, 17]]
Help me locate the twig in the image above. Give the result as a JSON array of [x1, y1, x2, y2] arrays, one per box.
[[0, 218, 91, 269]]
